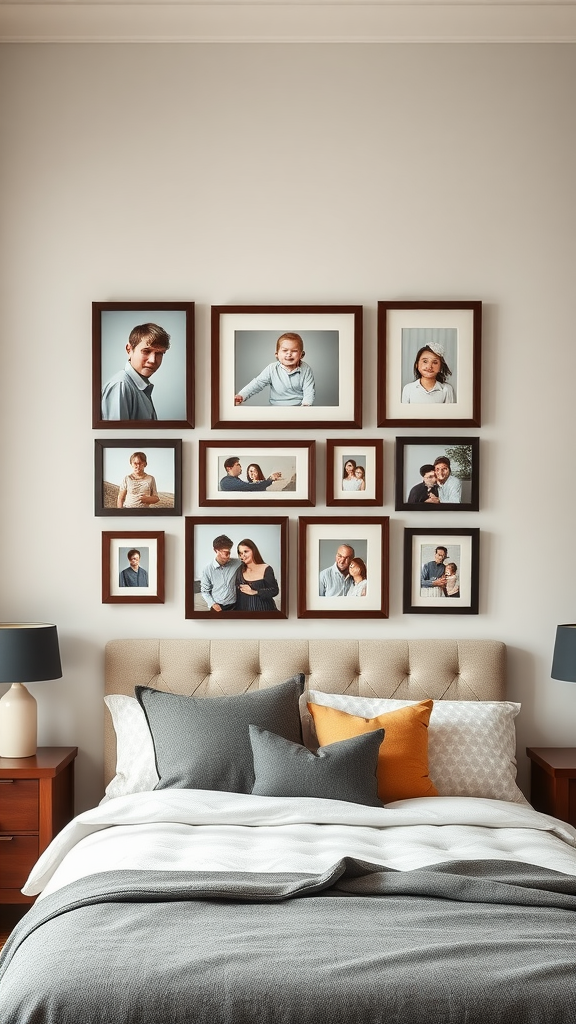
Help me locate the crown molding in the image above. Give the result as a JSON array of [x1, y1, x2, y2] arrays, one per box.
[[1, 2, 575, 44]]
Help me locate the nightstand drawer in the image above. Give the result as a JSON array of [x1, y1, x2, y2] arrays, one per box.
[[0, 780, 39, 831], [0, 835, 39, 887]]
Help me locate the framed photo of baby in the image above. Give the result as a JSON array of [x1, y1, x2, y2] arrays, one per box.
[[377, 301, 482, 428], [403, 528, 479, 614], [395, 437, 479, 512], [102, 531, 165, 604], [211, 305, 363, 430], [199, 440, 315, 508], [326, 439, 383, 507], [297, 516, 389, 619], [95, 439, 182, 516]]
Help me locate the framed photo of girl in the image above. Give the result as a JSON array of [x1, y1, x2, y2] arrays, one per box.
[[377, 301, 482, 428], [199, 440, 315, 508], [211, 304, 363, 430], [185, 516, 288, 619], [92, 301, 195, 429], [326, 439, 384, 507], [395, 437, 479, 512], [297, 516, 389, 619], [102, 531, 165, 604], [95, 439, 182, 517], [403, 528, 479, 614]]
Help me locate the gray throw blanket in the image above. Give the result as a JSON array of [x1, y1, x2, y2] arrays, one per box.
[[1, 859, 575, 1024]]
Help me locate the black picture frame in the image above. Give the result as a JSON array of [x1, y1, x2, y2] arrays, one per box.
[[403, 528, 480, 614], [395, 437, 479, 511], [95, 439, 182, 516]]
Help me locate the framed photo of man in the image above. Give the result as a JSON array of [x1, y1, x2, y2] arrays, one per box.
[[211, 305, 363, 429], [326, 439, 384, 506], [185, 516, 288, 619], [95, 439, 182, 516], [395, 437, 479, 512], [377, 301, 482, 428], [199, 440, 315, 507], [297, 516, 389, 618], [102, 531, 165, 604], [403, 528, 479, 614], [92, 301, 194, 429]]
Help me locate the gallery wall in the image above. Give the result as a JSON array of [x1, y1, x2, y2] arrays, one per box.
[[0, 42, 575, 809]]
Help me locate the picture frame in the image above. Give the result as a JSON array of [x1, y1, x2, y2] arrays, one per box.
[[326, 439, 383, 507], [377, 301, 482, 427], [102, 531, 165, 604], [199, 440, 315, 507], [185, 516, 288, 619], [395, 437, 479, 512], [403, 528, 480, 614], [211, 304, 363, 429], [92, 301, 194, 429], [297, 516, 389, 618], [95, 439, 182, 517]]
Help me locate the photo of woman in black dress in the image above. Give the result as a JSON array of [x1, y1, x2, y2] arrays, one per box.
[[235, 538, 280, 612]]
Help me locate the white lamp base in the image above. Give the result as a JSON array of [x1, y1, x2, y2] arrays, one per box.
[[0, 683, 37, 757]]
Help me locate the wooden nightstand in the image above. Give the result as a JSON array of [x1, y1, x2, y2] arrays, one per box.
[[0, 746, 77, 904], [526, 747, 576, 826]]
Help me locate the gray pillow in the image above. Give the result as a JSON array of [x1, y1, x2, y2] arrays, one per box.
[[135, 674, 305, 794], [249, 725, 384, 807]]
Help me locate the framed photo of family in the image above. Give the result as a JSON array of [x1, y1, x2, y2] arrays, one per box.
[[211, 305, 363, 430], [102, 531, 165, 604], [297, 516, 389, 619], [199, 440, 315, 508], [377, 301, 482, 428], [403, 528, 479, 614], [326, 439, 383, 507], [94, 439, 183, 516], [185, 516, 288, 619], [92, 301, 195, 430], [395, 437, 479, 512]]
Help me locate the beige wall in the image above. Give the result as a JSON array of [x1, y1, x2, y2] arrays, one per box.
[[1, 43, 575, 809]]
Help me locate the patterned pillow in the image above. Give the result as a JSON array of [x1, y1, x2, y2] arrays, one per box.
[[102, 694, 159, 802], [303, 692, 527, 804]]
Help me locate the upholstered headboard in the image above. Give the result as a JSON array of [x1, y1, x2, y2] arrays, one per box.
[[104, 638, 506, 786]]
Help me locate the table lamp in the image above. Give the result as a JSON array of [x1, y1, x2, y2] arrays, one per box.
[[551, 624, 576, 684], [0, 623, 62, 758]]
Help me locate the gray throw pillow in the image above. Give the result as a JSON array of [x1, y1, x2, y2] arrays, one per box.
[[249, 725, 384, 807], [135, 674, 305, 794]]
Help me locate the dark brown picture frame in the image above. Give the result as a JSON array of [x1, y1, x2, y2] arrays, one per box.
[[211, 304, 363, 430], [403, 527, 479, 614], [92, 301, 194, 429], [185, 516, 288, 619], [326, 438, 384, 507], [95, 439, 182, 517], [297, 516, 389, 619], [199, 439, 316, 508], [395, 437, 479, 512], [377, 300, 482, 428], [102, 530, 165, 604]]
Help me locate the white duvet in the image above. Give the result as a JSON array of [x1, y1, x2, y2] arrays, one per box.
[[24, 790, 576, 901]]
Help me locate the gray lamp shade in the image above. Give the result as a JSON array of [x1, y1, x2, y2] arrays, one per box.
[[0, 623, 62, 683], [551, 624, 576, 684]]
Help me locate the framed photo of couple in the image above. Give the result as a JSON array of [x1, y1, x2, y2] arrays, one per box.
[[199, 440, 315, 507], [211, 305, 363, 430], [298, 517, 389, 619], [403, 528, 480, 614], [377, 301, 482, 428], [395, 437, 479, 511], [102, 531, 165, 604], [326, 439, 384, 507]]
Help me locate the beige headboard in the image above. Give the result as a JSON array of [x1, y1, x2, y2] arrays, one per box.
[[104, 638, 506, 786]]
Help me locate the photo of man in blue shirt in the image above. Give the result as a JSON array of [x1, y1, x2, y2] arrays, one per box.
[[101, 323, 170, 421], [219, 457, 281, 492]]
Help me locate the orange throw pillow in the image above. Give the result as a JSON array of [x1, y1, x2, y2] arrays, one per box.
[[307, 699, 438, 804]]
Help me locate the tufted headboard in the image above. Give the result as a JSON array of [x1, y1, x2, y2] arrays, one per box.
[[104, 638, 506, 786]]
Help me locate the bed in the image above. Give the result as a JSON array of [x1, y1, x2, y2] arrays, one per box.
[[1, 637, 575, 1024]]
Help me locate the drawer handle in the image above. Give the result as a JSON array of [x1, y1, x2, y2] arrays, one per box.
[[0, 780, 15, 784], [0, 836, 14, 841]]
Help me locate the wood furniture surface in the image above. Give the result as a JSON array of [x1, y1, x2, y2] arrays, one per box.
[[526, 747, 576, 826], [0, 746, 77, 904]]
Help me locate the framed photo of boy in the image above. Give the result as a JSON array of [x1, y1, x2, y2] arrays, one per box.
[[211, 305, 363, 430], [395, 437, 479, 512], [92, 301, 194, 429], [185, 516, 288, 619], [95, 439, 182, 517], [326, 439, 383, 507], [377, 301, 482, 428], [199, 440, 315, 508], [102, 531, 165, 604], [403, 528, 479, 614], [297, 516, 389, 619]]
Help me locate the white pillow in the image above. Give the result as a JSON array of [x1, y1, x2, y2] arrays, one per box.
[[302, 691, 527, 804], [101, 694, 158, 802]]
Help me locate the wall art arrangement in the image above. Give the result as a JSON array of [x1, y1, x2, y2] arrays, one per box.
[[93, 297, 483, 616]]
